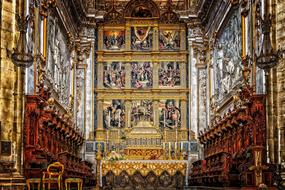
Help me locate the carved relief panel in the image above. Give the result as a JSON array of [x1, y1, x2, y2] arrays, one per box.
[[46, 15, 71, 108], [159, 99, 181, 129], [103, 62, 126, 89], [103, 100, 125, 129], [213, 9, 242, 103], [159, 62, 181, 87], [103, 30, 125, 50], [131, 62, 153, 88], [131, 27, 153, 51], [159, 30, 180, 51], [131, 100, 153, 126]]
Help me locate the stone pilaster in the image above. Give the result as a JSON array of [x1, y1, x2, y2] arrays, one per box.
[[180, 62, 187, 88], [153, 100, 160, 127], [153, 26, 159, 51], [180, 28, 186, 51], [96, 100, 104, 140], [153, 62, 159, 88], [97, 63, 104, 89], [125, 24, 131, 51], [125, 100, 132, 128], [98, 27, 103, 51], [125, 62, 132, 89]]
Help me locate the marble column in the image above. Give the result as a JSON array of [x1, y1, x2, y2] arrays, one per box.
[[153, 62, 159, 88]]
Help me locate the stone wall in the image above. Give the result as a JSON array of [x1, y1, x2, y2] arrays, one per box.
[[0, 0, 24, 177]]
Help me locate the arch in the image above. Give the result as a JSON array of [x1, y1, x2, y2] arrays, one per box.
[[124, 0, 160, 18]]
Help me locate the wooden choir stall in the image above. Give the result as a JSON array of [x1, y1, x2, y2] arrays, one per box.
[[190, 86, 276, 188], [24, 94, 95, 186]]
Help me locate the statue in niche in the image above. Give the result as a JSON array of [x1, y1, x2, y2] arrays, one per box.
[[131, 6, 152, 17], [159, 100, 181, 129], [103, 100, 125, 129]]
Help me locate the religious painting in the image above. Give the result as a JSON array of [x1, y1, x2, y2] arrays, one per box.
[[159, 30, 180, 51], [159, 62, 181, 87], [131, 62, 153, 88], [131, 27, 153, 51], [0, 141, 11, 156], [131, 6, 152, 17], [190, 141, 198, 152], [86, 141, 94, 152], [103, 100, 125, 128], [131, 100, 153, 126], [159, 100, 181, 129], [103, 62, 125, 89], [213, 9, 242, 102], [103, 30, 125, 50]]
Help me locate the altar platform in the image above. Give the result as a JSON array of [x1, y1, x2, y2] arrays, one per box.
[[99, 159, 189, 190]]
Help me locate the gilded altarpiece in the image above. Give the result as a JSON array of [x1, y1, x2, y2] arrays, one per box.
[[95, 6, 190, 163]]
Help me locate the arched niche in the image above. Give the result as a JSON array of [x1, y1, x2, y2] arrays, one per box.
[[124, 0, 160, 18]]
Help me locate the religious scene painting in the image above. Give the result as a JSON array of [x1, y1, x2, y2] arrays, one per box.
[[131, 27, 153, 51], [159, 62, 181, 87], [131, 100, 153, 126], [103, 100, 125, 129], [131, 62, 153, 88], [159, 100, 181, 129], [213, 9, 242, 102], [103, 30, 125, 50], [159, 30, 180, 51], [103, 62, 125, 89]]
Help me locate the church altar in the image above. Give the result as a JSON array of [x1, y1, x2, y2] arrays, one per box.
[[99, 159, 189, 189]]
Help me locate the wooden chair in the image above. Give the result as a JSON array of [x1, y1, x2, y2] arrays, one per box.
[[42, 162, 64, 190], [65, 178, 83, 190], [26, 178, 41, 190]]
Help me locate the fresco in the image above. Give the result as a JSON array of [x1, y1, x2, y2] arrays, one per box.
[[131, 62, 153, 88], [159, 30, 180, 51], [103, 30, 125, 50], [159, 100, 181, 129], [131, 27, 153, 51], [103, 100, 125, 128], [103, 62, 125, 89], [159, 62, 180, 87], [213, 9, 242, 102], [131, 100, 153, 126]]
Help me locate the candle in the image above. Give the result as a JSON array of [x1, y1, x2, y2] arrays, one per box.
[[108, 110, 111, 127], [118, 109, 121, 128], [163, 109, 166, 128]]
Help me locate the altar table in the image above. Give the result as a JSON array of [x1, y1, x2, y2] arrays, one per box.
[[99, 160, 189, 189]]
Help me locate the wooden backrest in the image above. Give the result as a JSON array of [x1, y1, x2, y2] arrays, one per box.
[[43, 162, 64, 179]]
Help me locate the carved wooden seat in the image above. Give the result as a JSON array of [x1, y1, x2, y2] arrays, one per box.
[[42, 162, 64, 190], [65, 178, 83, 190], [26, 178, 41, 190]]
